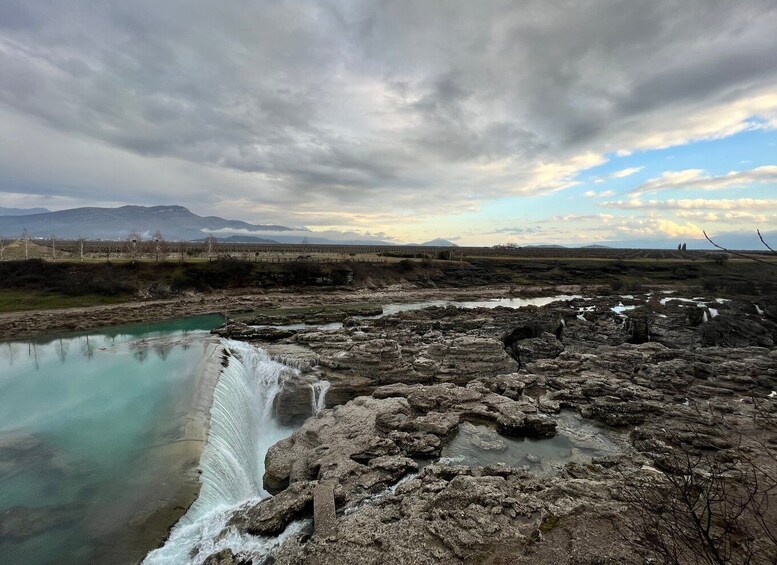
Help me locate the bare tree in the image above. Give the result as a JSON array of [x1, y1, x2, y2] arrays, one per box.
[[0, 235, 5, 261], [50, 234, 56, 260], [620, 407, 777, 564], [206, 234, 216, 262], [152, 230, 165, 262], [78, 236, 86, 262], [127, 230, 142, 263], [22, 228, 29, 260], [757, 229, 777, 255]]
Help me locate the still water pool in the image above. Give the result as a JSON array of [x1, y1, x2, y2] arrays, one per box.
[[0, 316, 222, 564], [440, 411, 621, 474]]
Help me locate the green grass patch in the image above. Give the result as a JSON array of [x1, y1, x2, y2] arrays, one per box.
[[0, 290, 128, 312]]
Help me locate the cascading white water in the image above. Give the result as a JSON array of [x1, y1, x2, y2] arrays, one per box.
[[309, 380, 331, 414], [144, 339, 299, 564]]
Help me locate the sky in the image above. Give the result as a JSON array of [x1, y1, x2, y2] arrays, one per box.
[[1, 0, 776, 247]]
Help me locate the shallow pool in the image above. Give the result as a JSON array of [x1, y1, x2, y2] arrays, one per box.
[[440, 411, 621, 474]]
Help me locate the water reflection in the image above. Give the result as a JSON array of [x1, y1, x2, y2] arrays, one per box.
[[1, 314, 222, 370]]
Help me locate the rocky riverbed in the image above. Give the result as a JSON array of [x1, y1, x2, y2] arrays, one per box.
[[0, 284, 577, 340], [204, 291, 777, 564]]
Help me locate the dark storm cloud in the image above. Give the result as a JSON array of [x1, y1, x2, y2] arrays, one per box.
[[1, 0, 777, 218]]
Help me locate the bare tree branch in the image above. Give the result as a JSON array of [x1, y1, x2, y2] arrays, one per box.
[[757, 229, 777, 256], [703, 231, 777, 268]]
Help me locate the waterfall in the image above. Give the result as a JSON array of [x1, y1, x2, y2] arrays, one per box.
[[144, 339, 298, 564], [702, 310, 710, 323], [309, 380, 331, 414]]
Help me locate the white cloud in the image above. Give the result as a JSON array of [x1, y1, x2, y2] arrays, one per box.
[[584, 189, 616, 198], [610, 166, 644, 179], [675, 210, 777, 223], [1, 0, 777, 241], [631, 166, 777, 194], [615, 218, 703, 239], [552, 213, 616, 222], [601, 198, 777, 210]]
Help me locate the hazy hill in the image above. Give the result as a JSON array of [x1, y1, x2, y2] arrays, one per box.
[[193, 235, 279, 244], [0, 205, 296, 241], [405, 238, 458, 246], [420, 238, 458, 247], [525, 244, 567, 248], [0, 207, 51, 216]]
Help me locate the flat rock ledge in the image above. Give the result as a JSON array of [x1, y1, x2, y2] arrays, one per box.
[[206, 292, 777, 564]]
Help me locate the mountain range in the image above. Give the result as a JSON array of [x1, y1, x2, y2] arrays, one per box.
[[0, 205, 395, 245], [0, 205, 295, 241], [3, 205, 771, 249]]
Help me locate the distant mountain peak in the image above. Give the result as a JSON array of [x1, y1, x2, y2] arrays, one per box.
[[419, 238, 459, 247]]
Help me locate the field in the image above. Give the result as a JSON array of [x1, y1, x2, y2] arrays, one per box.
[[0, 244, 775, 314], [2, 237, 776, 264]]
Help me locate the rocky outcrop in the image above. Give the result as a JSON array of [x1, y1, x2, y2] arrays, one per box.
[[212, 322, 296, 341], [698, 313, 776, 348], [263, 396, 425, 497], [504, 331, 565, 366], [270, 460, 641, 565], [228, 481, 318, 536], [202, 549, 250, 565], [253, 380, 558, 533], [217, 291, 777, 564], [293, 307, 519, 396], [242, 304, 383, 326]]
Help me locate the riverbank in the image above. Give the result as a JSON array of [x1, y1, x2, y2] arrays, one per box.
[[1, 253, 772, 340], [0, 284, 587, 340]]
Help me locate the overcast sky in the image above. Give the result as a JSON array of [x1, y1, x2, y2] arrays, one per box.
[[1, 0, 776, 245]]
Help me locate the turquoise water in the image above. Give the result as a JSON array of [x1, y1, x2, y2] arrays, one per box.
[[0, 316, 221, 564]]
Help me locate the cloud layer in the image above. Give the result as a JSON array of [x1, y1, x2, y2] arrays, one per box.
[[1, 0, 777, 241], [631, 166, 777, 195]]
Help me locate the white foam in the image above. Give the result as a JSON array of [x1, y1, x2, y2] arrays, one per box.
[[310, 380, 331, 414], [145, 340, 297, 564], [612, 302, 637, 314]]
